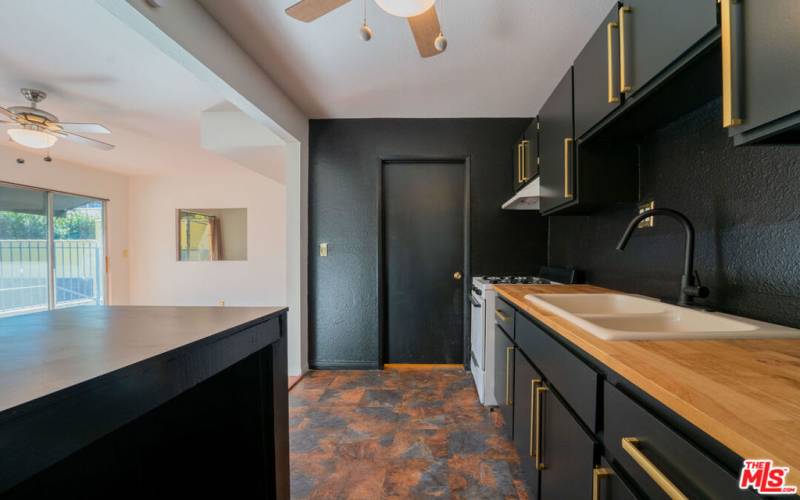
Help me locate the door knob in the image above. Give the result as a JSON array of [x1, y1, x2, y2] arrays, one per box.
[[453, 271, 462, 280]]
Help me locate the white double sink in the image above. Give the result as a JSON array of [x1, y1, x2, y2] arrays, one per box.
[[525, 293, 800, 341]]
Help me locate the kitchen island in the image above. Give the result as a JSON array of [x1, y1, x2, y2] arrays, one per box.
[[0, 306, 289, 499]]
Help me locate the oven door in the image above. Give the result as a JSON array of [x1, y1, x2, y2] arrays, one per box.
[[470, 292, 486, 369]]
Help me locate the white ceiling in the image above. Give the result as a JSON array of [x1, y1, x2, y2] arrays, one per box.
[[201, 0, 618, 118], [0, 0, 284, 177]]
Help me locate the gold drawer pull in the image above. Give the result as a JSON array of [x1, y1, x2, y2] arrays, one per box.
[[535, 385, 548, 470], [621, 437, 687, 500], [720, 0, 743, 127], [592, 467, 612, 500], [521, 139, 530, 181], [607, 21, 620, 103], [529, 378, 542, 456], [504, 347, 514, 405], [619, 6, 632, 93], [495, 309, 510, 322]]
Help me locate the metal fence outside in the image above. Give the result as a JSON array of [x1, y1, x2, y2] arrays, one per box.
[[0, 239, 103, 316]]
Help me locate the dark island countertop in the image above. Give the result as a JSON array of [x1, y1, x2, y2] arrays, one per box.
[[0, 305, 288, 495], [0, 306, 285, 414]]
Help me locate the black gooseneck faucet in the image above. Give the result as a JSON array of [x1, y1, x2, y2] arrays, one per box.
[[616, 208, 709, 307]]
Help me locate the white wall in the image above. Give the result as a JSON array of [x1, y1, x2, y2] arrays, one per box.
[[102, 0, 309, 376], [127, 170, 286, 307], [0, 145, 131, 305]]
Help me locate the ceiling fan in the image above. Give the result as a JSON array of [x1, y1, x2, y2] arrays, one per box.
[[0, 88, 114, 151], [285, 0, 448, 58]]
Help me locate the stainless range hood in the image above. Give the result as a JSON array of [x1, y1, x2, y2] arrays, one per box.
[[501, 177, 540, 210]]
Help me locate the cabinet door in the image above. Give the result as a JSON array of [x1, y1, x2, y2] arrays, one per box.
[[574, 5, 622, 139], [513, 351, 543, 496], [539, 69, 575, 214], [594, 458, 638, 500], [523, 119, 539, 181], [539, 384, 595, 500], [493, 326, 514, 439], [619, 0, 717, 97], [728, 0, 800, 143]]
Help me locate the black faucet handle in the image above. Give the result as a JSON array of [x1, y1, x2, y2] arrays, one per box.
[[685, 271, 710, 299]]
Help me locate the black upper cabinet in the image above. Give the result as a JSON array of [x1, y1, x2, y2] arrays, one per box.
[[539, 69, 575, 214], [727, 0, 800, 145], [619, 0, 717, 99], [513, 351, 542, 496], [574, 5, 622, 139], [513, 119, 539, 192]]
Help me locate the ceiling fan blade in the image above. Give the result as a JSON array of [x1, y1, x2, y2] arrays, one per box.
[[54, 131, 115, 151], [57, 122, 111, 134], [408, 6, 442, 58], [285, 0, 350, 22], [0, 106, 17, 120]]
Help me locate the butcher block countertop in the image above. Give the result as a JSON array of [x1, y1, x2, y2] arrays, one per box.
[[494, 284, 800, 475]]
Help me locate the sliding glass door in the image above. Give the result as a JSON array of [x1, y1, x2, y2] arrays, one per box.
[[0, 183, 106, 317]]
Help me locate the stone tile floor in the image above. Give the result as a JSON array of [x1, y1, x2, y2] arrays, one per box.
[[289, 367, 530, 499]]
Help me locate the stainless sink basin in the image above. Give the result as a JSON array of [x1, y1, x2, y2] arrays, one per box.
[[525, 293, 800, 341]]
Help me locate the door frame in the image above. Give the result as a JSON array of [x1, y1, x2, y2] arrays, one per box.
[[377, 156, 471, 369]]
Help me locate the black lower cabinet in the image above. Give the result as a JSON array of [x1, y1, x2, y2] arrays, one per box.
[[539, 385, 596, 500], [594, 458, 638, 500], [604, 382, 756, 499], [493, 326, 515, 439], [513, 351, 543, 496]]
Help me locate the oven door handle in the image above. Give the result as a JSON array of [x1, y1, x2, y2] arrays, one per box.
[[469, 295, 482, 308]]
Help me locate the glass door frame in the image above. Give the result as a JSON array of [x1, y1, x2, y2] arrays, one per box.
[[0, 180, 109, 313]]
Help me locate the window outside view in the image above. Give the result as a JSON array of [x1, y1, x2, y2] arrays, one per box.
[[0, 184, 105, 317]]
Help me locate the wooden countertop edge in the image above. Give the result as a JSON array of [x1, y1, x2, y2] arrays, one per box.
[[494, 284, 800, 474]]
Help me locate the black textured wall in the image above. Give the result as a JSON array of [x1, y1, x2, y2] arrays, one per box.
[[550, 99, 800, 327], [310, 119, 550, 368]]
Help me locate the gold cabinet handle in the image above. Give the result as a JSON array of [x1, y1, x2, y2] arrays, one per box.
[[516, 142, 523, 184], [505, 347, 514, 405], [529, 378, 542, 456], [607, 21, 620, 103], [619, 6, 632, 94], [592, 467, 612, 500], [563, 138, 573, 199], [621, 437, 688, 500], [535, 385, 548, 470], [720, 0, 743, 127], [495, 309, 510, 323], [521, 140, 530, 181], [453, 271, 462, 280]]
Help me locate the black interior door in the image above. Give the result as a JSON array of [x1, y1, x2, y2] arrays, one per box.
[[383, 162, 465, 364]]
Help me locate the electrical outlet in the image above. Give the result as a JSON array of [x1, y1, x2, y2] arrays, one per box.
[[320, 243, 328, 257], [638, 201, 655, 228]]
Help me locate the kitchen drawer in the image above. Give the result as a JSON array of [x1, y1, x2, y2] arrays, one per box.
[[494, 298, 515, 338], [594, 458, 638, 500], [515, 313, 599, 431], [604, 382, 756, 499]]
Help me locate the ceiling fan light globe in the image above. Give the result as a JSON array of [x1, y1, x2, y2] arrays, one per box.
[[434, 33, 447, 52], [7, 128, 58, 149], [360, 24, 373, 41], [374, 0, 435, 18]]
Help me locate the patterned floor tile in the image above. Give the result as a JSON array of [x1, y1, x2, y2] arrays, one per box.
[[290, 367, 529, 499]]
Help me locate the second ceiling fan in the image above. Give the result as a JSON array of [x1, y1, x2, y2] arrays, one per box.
[[285, 0, 448, 58]]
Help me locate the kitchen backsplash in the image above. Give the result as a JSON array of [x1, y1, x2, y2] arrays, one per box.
[[549, 98, 800, 328]]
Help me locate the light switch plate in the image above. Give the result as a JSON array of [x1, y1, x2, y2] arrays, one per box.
[[320, 243, 328, 257], [638, 201, 655, 228]]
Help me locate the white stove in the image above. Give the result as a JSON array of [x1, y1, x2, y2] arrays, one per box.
[[469, 267, 577, 406]]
